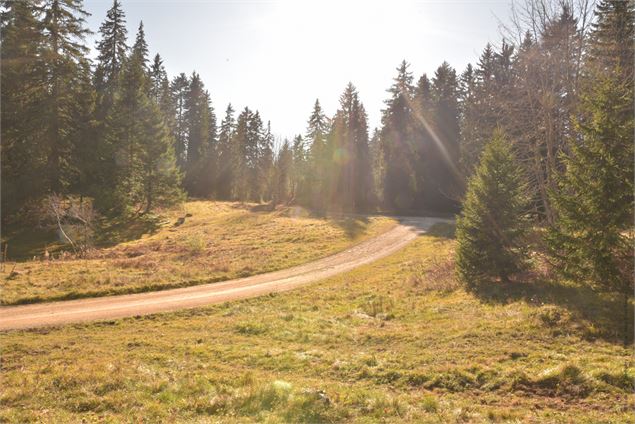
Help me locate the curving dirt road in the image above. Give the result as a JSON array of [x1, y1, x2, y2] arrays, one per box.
[[0, 217, 448, 331]]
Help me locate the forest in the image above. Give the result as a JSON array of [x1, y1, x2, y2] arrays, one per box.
[[1, 0, 633, 295]]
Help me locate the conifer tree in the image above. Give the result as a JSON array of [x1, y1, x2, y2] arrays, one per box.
[[216, 104, 236, 199], [258, 121, 275, 201], [424, 61, 461, 211], [588, 0, 634, 85], [39, 0, 91, 194], [183, 72, 216, 196], [381, 61, 417, 211], [171, 73, 189, 168], [291, 135, 306, 202], [547, 71, 633, 293], [94, 0, 127, 95], [456, 130, 530, 287], [1, 0, 47, 215], [305, 99, 330, 209], [100, 36, 182, 214], [273, 139, 293, 205], [131, 21, 149, 70]]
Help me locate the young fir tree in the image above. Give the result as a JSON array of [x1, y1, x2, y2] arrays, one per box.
[[547, 71, 633, 294], [456, 130, 530, 287]]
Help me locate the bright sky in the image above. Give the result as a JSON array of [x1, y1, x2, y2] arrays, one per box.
[[84, 0, 512, 139]]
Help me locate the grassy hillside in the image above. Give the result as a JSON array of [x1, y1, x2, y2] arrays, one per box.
[[1, 228, 631, 423], [0, 201, 395, 305]]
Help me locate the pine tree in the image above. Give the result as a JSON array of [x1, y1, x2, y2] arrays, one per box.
[[1, 0, 47, 216], [456, 130, 531, 287], [547, 71, 633, 293]]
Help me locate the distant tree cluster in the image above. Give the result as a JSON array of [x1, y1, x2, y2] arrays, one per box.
[[1, 0, 632, 294]]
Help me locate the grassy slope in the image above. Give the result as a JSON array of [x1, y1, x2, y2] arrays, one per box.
[[0, 201, 395, 305], [1, 230, 632, 423]]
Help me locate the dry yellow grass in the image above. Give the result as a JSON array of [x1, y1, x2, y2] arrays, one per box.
[[1, 232, 631, 422], [0, 201, 395, 305]]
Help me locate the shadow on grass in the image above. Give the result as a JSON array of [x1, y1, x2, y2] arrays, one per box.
[[469, 276, 633, 345], [96, 214, 163, 247]]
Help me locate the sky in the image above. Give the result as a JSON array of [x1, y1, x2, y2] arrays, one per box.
[[84, 0, 513, 140]]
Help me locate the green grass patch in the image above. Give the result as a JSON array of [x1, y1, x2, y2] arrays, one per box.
[[0, 233, 632, 422]]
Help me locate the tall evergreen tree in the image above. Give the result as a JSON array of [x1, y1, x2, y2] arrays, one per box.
[[94, 0, 127, 95], [273, 139, 293, 205], [100, 38, 182, 214], [380, 61, 417, 211], [171, 73, 189, 168], [39, 0, 91, 194], [1, 0, 47, 216], [131, 20, 149, 69], [547, 65, 633, 294], [588, 0, 634, 81], [305, 99, 330, 209], [216, 104, 236, 199], [423, 61, 461, 211], [183, 72, 216, 196], [456, 131, 530, 287]]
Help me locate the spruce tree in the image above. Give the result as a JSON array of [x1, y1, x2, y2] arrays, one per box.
[[456, 130, 530, 287], [131, 21, 149, 70], [1, 0, 47, 216], [94, 0, 127, 95], [171, 73, 189, 168], [39, 0, 91, 194], [305, 99, 330, 209], [380, 61, 417, 211], [273, 139, 293, 205], [183, 72, 216, 196], [547, 71, 633, 293], [100, 37, 182, 214], [425, 61, 460, 211], [216, 104, 236, 199]]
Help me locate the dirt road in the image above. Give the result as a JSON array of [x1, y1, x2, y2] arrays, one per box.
[[0, 217, 448, 331]]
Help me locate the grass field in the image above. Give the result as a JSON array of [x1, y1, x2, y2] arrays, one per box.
[[1, 228, 632, 423], [0, 201, 395, 305]]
